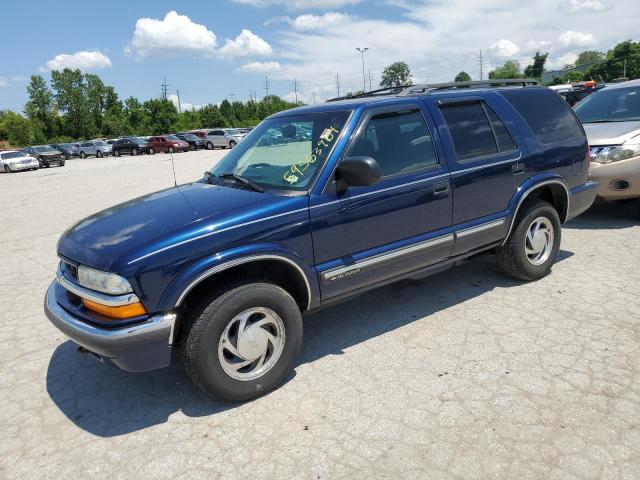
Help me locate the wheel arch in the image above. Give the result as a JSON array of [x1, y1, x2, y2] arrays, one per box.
[[503, 178, 569, 245]]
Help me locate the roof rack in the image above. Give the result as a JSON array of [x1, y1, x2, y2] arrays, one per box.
[[325, 78, 539, 102], [402, 78, 539, 95]]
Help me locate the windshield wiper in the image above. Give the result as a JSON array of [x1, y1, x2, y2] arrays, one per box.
[[219, 173, 265, 192]]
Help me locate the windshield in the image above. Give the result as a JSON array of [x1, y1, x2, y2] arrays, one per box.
[[575, 86, 640, 123], [35, 146, 58, 153], [167, 135, 181, 141], [2, 152, 25, 160], [95, 141, 108, 146], [210, 111, 350, 191], [225, 129, 242, 136]]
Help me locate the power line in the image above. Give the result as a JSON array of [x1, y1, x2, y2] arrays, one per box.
[[161, 77, 168, 100]]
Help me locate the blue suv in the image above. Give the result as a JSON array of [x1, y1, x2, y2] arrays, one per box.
[[45, 80, 597, 401]]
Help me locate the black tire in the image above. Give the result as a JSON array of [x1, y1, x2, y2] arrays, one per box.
[[132, 148, 138, 156], [168, 146, 175, 154], [229, 140, 237, 148], [4, 165, 10, 173], [80, 151, 86, 159], [496, 201, 561, 281], [60, 159, 65, 167], [189, 143, 195, 151], [114, 149, 120, 157], [97, 150, 103, 158], [206, 142, 214, 150], [149, 147, 155, 154], [183, 282, 303, 402]]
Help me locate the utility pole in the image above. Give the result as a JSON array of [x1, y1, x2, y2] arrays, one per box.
[[161, 77, 168, 100], [356, 47, 369, 92], [623, 58, 627, 79], [228, 93, 236, 125], [312, 92, 317, 104], [294, 78, 298, 104], [368, 69, 373, 91], [336, 72, 341, 97], [477, 51, 484, 81], [176, 89, 182, 113], [264, 76, 270, 98]]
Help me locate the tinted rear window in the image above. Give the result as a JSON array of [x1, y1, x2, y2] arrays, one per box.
[[441, 103, 498, 161], [500, 89, 583, 144]]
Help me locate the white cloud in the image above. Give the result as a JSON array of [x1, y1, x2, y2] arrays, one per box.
[[0, 77, 8, 87], [218, 29, 273, 58], [41, 50, 112, 72], [549, 52, 579, 69], [232, 0, 360, 9], [525, 40, 552, 51], [489, 39, 520, 57], [558, 30, 597, 47], [126, 11, 217, 58], [238, 61, 282, 73], [287, 12, 351, 30], [168, 94, 203, 112], [559, 0, 609, 13]]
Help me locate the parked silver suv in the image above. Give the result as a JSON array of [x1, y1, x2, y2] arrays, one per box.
[[575, 79, 640, 201], [78, 140, 113, 158], [204, 128, 245, 149]]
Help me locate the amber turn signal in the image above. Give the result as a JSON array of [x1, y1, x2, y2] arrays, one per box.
[[82, 299, 147, 319]]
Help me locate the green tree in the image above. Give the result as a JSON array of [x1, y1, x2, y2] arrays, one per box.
[[199, 104, 227, 128], [380, 62, 412, 87], [575, 50, 605, 67], [0, 110, 32, 146], [488, 61, 522, 79], [563, 71, 585, 83], [86, 74, 105, 135], [142, 99, 177, 135], [523, 51, 548, 78], [24, 74, 55, 139], [124, 97, 147, 135], [51, 68, 91, 139], [585, 40, 640, 81], [455, 71, 472, 82]]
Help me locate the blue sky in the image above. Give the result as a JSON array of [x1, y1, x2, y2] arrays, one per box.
[[0, 0, 638, 111]]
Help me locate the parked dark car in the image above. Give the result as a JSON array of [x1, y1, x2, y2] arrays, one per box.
[[22, 145, 65, 167], [51, 143, 79, 159], [45, 80, 597, 402], [148, 135, 190, 154], [175, 133, 205, 150], [112, 137, 149, 156]]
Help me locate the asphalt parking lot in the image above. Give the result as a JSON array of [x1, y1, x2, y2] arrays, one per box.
[[1, 150, 639, 479]]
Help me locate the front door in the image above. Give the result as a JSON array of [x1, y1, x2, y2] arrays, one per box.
[[310, 103, 453, 300]]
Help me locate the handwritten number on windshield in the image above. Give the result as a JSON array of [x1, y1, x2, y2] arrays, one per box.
[[283, 126, 340, 186]]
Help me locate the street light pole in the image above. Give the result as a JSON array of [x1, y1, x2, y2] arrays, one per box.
[[356, 47, 369, 92]]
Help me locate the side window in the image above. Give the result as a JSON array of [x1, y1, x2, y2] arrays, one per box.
[[500, 89, 583, 144], [441, 103, 497, 162], [349, 109, 438, 177], [214, 130, 225, 136], [485, 105, 516, 152]]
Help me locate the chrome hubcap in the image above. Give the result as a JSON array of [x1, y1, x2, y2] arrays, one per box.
[[525, 216, 554, 266], [218, 307, 285, 381]]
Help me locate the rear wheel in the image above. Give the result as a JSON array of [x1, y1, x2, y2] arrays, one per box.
[[496, 201, 561, 281], [97, 150, 103, 158], [183, 282, 303, 401], [4, 165, 10, 173], [149, 147, 155, 154], [79, 151, 86, 159]]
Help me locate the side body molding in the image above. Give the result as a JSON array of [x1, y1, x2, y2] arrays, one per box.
[[503, 176, 570, 245]]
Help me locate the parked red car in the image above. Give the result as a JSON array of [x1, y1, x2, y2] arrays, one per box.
[[148, 135, 189, 154]]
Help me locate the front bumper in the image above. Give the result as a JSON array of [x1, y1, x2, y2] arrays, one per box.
[[589, 156, 640, 200], [9, 162, 38, 170], [44, 282, 176, 372]]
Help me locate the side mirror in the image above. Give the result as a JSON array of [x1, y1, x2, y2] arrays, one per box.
[[335, 156, 381, 193]]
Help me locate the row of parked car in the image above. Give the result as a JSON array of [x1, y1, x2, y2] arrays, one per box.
[[0, 127, 254, 173]]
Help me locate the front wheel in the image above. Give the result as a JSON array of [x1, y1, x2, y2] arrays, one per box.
[[149, 147, 155, 154], [79, 152, 86, 159], [168, 147, 174, 154], [97, 150, 103, 158], [496, 201, 561, 281], [114, 149, 120, 157], [4, 165, 10, 173], [228, 140, 237, 148], [132, 148, 138, 156], [206, 142, 214, 150], [183, 282, 303, 402]]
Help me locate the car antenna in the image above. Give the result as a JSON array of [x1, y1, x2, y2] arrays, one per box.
[[170, 150, 178, 187]]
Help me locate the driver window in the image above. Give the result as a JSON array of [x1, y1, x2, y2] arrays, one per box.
[[350, 109, 438, 177]]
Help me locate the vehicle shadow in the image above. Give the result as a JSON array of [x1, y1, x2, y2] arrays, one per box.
[[46, 251, 573, 437], [564, 198, 639, 230]]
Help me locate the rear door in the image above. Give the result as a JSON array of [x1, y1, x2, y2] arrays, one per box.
[[310, 103, 453, 299], [424, 94, 528, 254], [212, 130, 226, 147]]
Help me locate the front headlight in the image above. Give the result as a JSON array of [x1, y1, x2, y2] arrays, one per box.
[[77, 265, 133, 295], [592, 140, 640, 164]]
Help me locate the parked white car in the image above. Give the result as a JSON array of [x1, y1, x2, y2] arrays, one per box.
[[0, 150, 39, 173], [78, 140, 113, 158], [204, 128, 246, 150]]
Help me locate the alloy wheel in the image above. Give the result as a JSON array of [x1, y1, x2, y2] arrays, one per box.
[[525, 216, 554, 266]]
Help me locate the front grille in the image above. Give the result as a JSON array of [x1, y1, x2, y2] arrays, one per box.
[[60, 260, 78, 281]]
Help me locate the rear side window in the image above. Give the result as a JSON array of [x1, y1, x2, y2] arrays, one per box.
[[485, 106, 515, 152], [441, 103, 498, 161], [350, 109, 438, 177], [501, 89, 583, 144]]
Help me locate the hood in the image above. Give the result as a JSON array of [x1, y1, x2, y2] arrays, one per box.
[[39, 151, 62, 157], [583, 121, 640, 146], [58, 182, 266, 270]]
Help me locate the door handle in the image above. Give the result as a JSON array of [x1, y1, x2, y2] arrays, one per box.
[[433, 181, 450, 197], [512, 163, 525, 175]]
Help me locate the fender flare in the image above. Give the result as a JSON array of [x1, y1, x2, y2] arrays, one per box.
[[503, 177, 569, 245]]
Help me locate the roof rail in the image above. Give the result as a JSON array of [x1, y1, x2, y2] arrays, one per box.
[[401, 78, 539, 95], [325, 85, 411, 102]]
